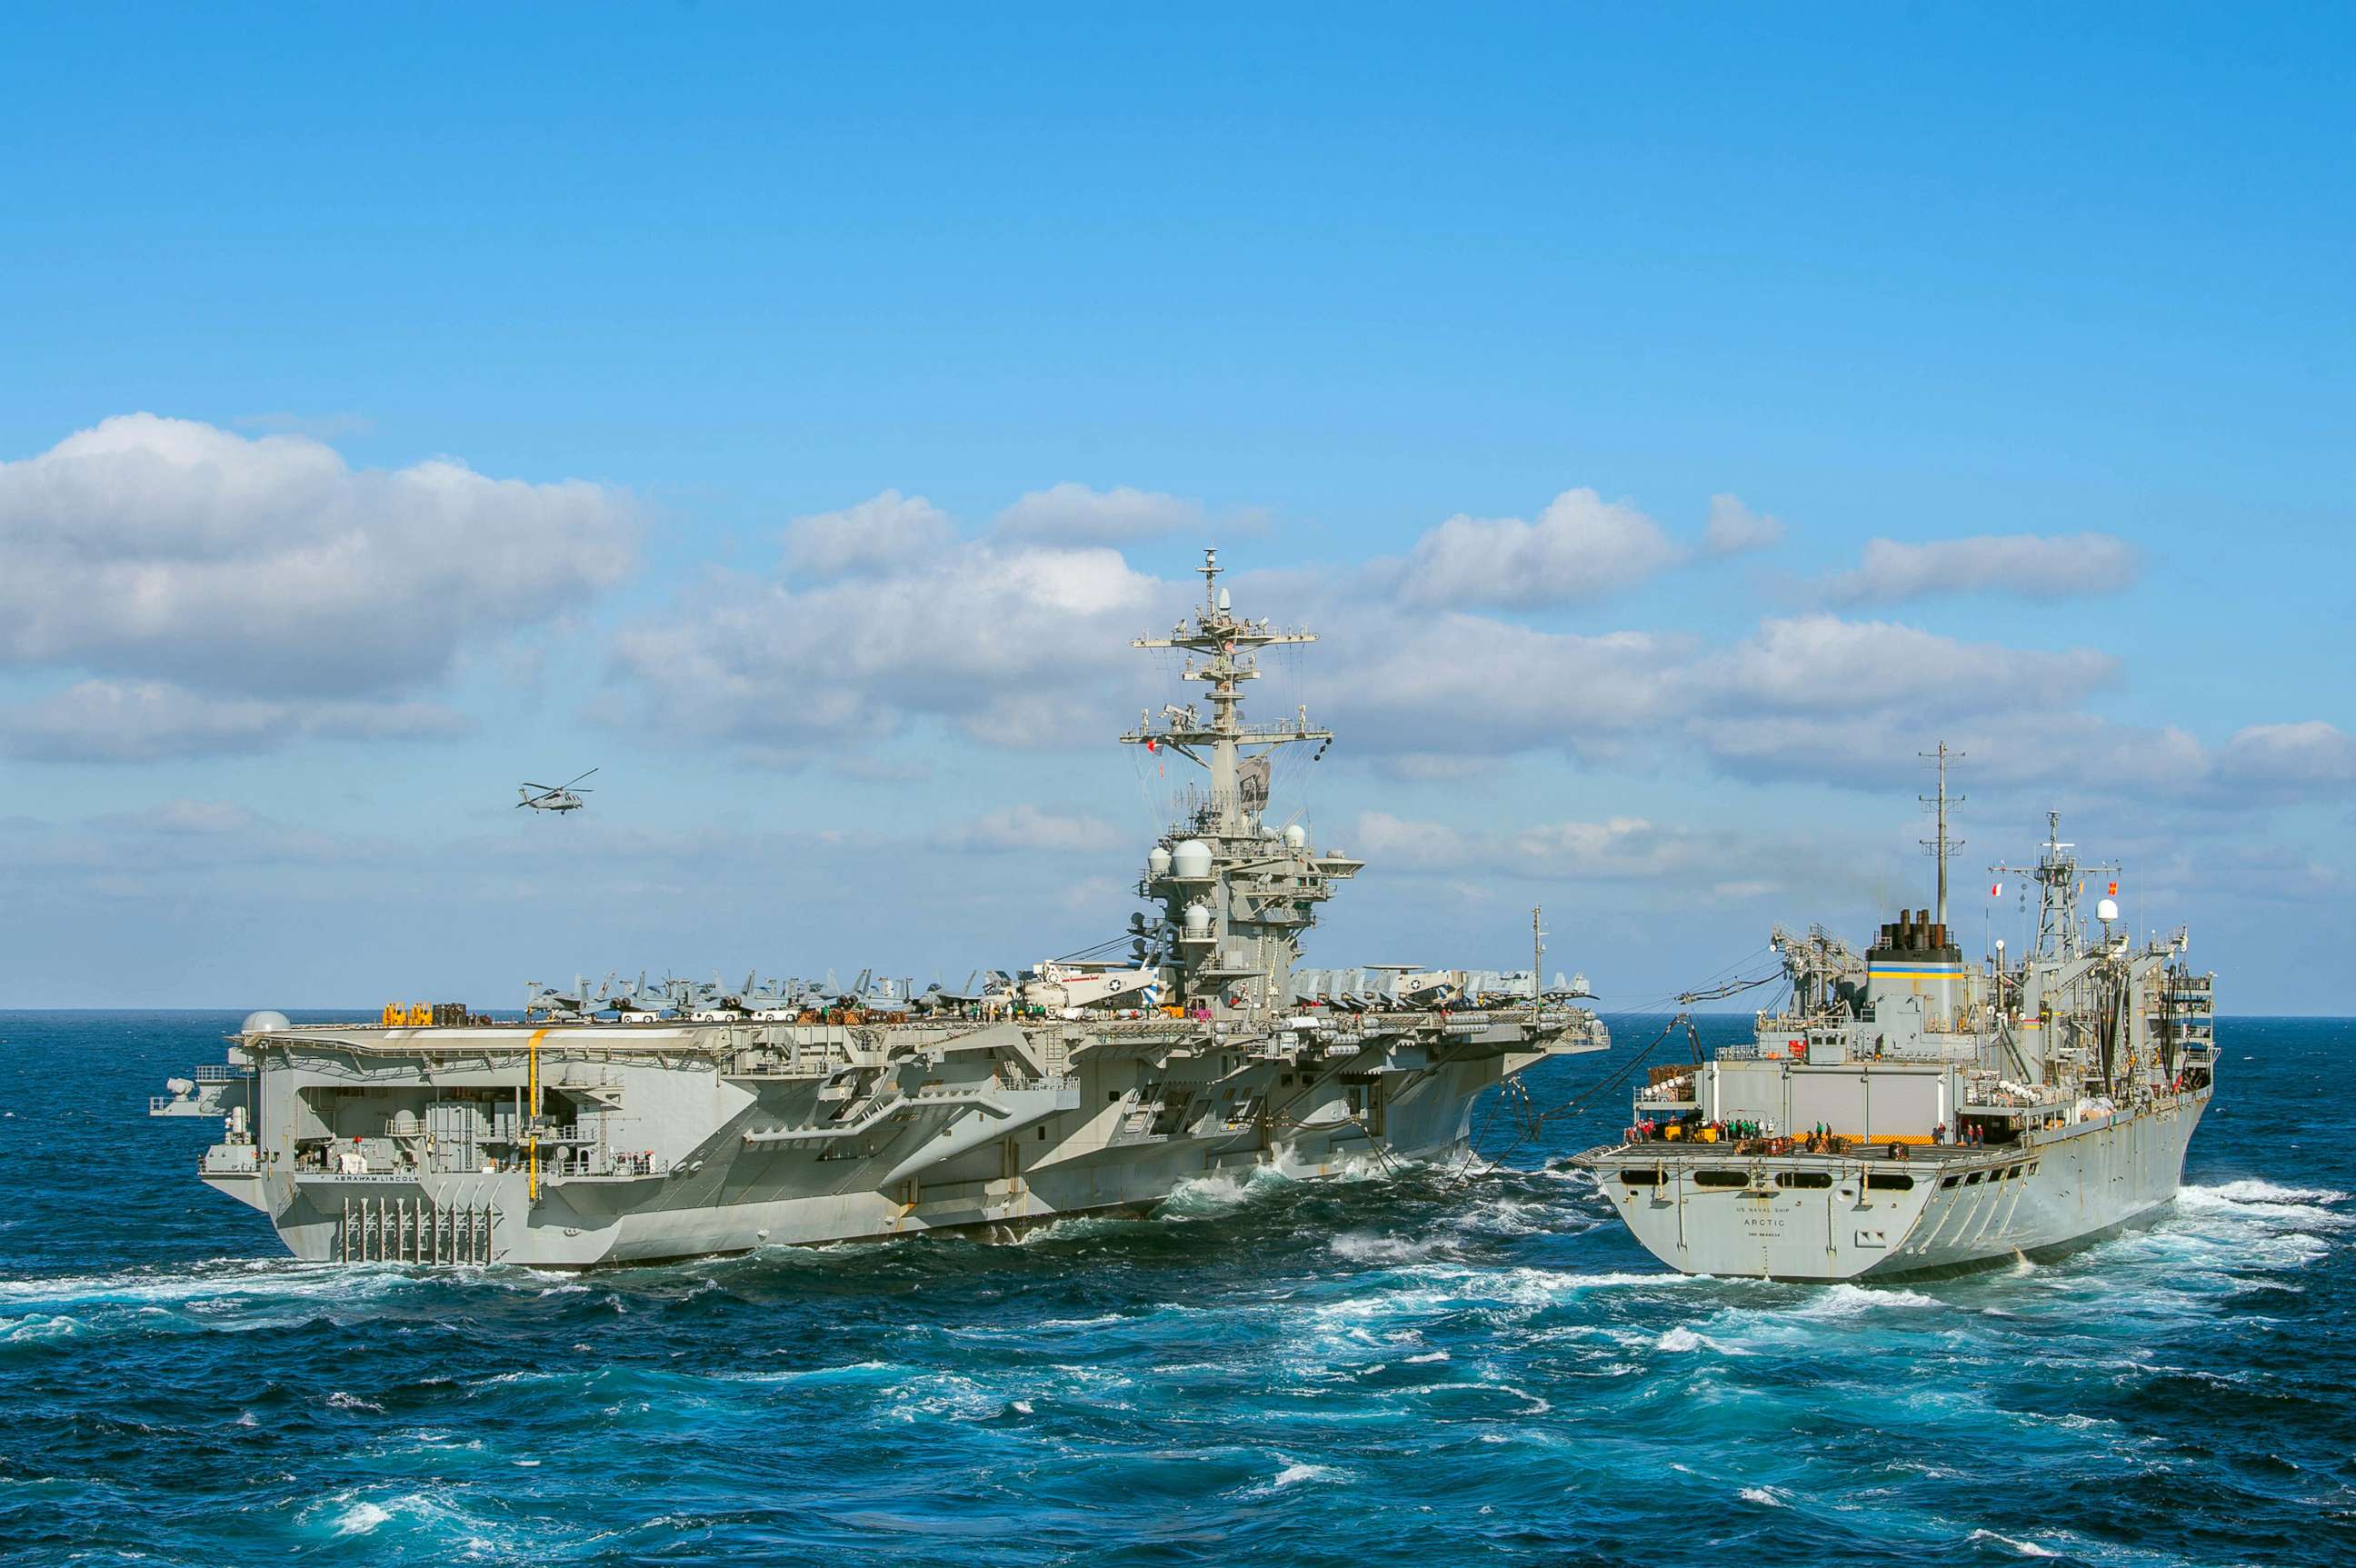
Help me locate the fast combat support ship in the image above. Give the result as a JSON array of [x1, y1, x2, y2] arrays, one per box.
[[151, 550, 1609, 1267], [1576, 779, 2216, 1281]]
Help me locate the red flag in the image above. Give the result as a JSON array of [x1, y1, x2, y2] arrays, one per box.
[[2106, 881, 2118, 897], [1990, 881, 2002, 898]]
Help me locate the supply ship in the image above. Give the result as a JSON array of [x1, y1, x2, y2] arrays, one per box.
[[149, 550, 1608, 1266], [1576, 774, 2215, 1281]]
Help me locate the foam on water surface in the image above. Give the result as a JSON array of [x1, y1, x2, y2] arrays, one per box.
[[0, 1010, 2345, 1568]]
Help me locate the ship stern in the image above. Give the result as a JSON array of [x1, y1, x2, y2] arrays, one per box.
[[1578, 1144, 1944, 1281]]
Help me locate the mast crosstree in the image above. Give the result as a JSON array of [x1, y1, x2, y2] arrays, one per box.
[[1123, 547, 1330, 833], [1992, 810, 2119, 963], [1920, 742, 1963, 926]]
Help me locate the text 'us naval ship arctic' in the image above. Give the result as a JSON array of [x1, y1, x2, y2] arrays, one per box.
[[1577, 760, 2215, 1281], [151, 550, 1609, 1267]]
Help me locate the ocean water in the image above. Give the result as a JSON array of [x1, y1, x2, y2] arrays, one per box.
[[0, 1012, 2350, 1567]]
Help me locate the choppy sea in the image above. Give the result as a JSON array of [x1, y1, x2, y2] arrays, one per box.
[[0, 1012, 2349, 1567]]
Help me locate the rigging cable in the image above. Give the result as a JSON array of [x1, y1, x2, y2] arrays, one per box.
[[1673, 973, 1780, 1006], [1447, 1012, 1706, 1187]]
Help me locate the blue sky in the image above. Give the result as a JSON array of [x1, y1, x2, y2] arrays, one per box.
[[1, 6, 2350, 1009]]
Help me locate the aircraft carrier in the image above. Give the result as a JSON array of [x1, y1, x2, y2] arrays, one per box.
[[150, 549, 1609, 1266], [1576, 763, 2216, 1281]]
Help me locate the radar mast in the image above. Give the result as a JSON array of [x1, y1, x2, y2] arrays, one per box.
[[1123, 548, 1330, 833], [1123, 548, 1351, 1015]]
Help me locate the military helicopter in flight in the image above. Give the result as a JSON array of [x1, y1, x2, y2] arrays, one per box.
[[516, 769, 597, 814]]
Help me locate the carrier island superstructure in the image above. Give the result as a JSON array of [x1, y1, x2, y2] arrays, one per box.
[[1576, 789, 2215, 1281], [150, 550, 1608, 1266]]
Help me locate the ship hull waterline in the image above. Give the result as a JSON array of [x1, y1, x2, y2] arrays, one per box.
[[197, 1047, 1536, 1269], [1579, 1089, 2209, 1283]]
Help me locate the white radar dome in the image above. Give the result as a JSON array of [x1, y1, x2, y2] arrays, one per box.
[[1173, 839, 1213, 879], [1183, 903, 1213, 936], [1147, 845, 1173, 877], [1283, 824, 1308, 850], [240, 1010, 290, 1035], [2096, 897, 2120, 922]]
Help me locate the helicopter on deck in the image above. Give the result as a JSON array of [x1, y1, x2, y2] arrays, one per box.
[[517, 769, 596, 814]]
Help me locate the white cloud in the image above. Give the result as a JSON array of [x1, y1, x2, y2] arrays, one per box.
[[609, 488, 2344, 823], [832, 754, 934, 784], [0, 679, 468, 763], [1822, 532, 2142, 604], [1696, 614, 2119, 715], [609, 523, 1171, 757], [1299, 598, 2114, 768], [1702, 494, 1785, 555], [1310, 611, 1690, 752], [1369, 754, 1500, 782], [2215, 721, 2356, 788], [98, 799, 259, 834], [1353, 810, 1472, 867], [1393, 488, 1683, 608], [0, 413, 635, 697], [784, 490, 956, 577], [993, 484, 1212, 546], [0, 796, 398, 882], [1690, 710, 2210, 794], [1511, 816, 1673, 873], [2192, 842, 2350, 906], [1687, 709, 2356, 811], [931, 804, 1123, 854], [1353, 808, 1838, 903]]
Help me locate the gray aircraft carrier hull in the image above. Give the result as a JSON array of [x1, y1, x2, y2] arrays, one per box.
[[167, 1014, 1597, 1268], [153, 552, 1616, 1268]]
